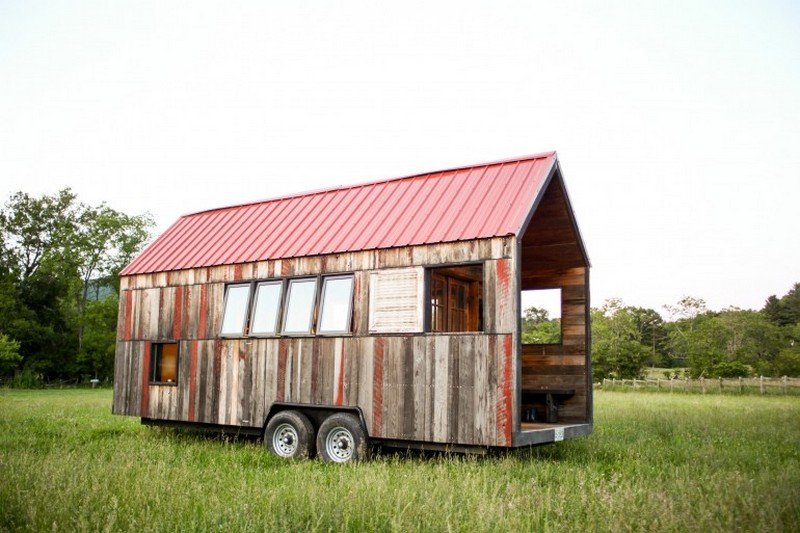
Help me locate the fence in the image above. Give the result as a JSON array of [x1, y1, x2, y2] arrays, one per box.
[[595, 376, 800, 396]]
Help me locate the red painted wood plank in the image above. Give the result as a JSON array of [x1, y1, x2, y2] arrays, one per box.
[[172, 286, 183, 340], [188, 340, 198, 422], [198, 285, 208, 340]]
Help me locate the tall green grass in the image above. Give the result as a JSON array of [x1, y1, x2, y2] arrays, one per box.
[[1, 389, 798, 531]]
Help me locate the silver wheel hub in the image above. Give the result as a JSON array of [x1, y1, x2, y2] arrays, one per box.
[[273, 423, 299, 457], [326, 427, 355, 462]]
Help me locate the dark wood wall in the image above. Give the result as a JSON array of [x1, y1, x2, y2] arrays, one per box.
[[113, 237, 520, 447], [519, 173, 591, 424]]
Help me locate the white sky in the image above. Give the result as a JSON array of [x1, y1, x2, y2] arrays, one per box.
[[1, 1, 798, 315]]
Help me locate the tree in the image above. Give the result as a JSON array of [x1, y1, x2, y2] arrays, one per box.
[[0, 189, 78, 282], [591, 298, 649, 380], [0, 189, 152, 383], [0, 333, 22, 379], [672, 308, 783, 378], [76, 295, 119, 379], [763, 283, 800, 327], [71, 205, 152, 352], [626, 306, 668, 366], [521, 306, 561, 344]]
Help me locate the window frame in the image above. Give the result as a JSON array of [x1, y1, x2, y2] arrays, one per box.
[[248, 280, 285, 337], [317, 274, 355, 336], [219, 283, 254, 338], [519, 286, 563, 345], [425, 262, 485, 334], [149, 342, 179, 385], [280, 277, 319, 336]]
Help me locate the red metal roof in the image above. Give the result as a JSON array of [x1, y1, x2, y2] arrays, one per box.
[[121, 152, 558, 275]]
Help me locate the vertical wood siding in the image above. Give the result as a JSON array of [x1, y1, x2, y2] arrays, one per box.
[[113, 237, 519, 447]]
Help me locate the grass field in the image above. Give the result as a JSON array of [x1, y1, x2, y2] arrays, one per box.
[[1, 390, 798, 532]]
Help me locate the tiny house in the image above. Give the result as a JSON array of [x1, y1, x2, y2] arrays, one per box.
[[113, 152, 592, 462]]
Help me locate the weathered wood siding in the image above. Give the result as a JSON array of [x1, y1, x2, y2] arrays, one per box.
[[113, 237, 519, 447]]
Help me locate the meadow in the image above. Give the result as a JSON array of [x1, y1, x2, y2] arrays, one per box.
[[0, 389, 798, 532]]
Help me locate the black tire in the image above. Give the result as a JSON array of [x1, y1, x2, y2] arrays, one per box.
[[263, 410, 315, 459], [316, 412, 369, 463]]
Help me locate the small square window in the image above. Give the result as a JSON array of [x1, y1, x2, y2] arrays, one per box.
[[150, 342, 178, 384]]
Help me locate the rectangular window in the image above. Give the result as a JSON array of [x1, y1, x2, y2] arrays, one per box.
[[520, 288, 562, 344], [150, 342, 178, 383], [250, 281, 283, 335], [318, 275, 354, 334], [428, 264, 483, 333], [282, 278, 318, 334], [220, 284, 252, 336]]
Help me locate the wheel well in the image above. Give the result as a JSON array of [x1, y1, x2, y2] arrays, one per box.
[[264, 403, 368, 436]]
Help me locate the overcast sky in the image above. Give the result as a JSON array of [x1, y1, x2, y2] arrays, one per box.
[[1, 1, 798, 315]]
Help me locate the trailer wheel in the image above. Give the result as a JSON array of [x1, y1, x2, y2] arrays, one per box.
[[316, 412, 368, 463], [264, 410, 315, 459]]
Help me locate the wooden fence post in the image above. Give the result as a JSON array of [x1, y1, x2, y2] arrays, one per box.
[[718, 377, 723, 393], [739, 376, 743, 393], [701, 377, 706, 394], [760, 375, 765, 395]]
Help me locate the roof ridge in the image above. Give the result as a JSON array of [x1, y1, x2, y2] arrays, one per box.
[[180, 151, 557, 218]]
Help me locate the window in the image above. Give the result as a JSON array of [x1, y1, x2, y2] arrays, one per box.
[[220, 284, 251, 336], [282, 278, 318, 334], [520, 288, 562, 344], [428, 265, 483, 332], [250, 281, 283, 335], [150, 342, 178, 383], [318, 275, 354, 334]]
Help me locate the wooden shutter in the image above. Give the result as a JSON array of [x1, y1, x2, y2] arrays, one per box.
[[368, 267, 424, 333]]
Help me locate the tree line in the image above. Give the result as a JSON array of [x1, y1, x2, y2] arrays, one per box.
[[522, 288, 800, 379], [0, 189, 152, 385], [1, 189, 798, 385]]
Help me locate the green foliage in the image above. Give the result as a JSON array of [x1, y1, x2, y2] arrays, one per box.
[[76, 295, 120, 379], [626, 306, 668, 366], [0, 333, 21, 377], [667, 306, 784, 378], [2, 390, 798, 531], [591, 299, 649, 380], [763, 283, 800, 326], [0, 189, 151, 382], [520, 306, 560, 344], [773, 346, 800, 377], [709, 360, 752, 378]]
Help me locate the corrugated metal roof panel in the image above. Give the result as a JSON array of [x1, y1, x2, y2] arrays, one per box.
[[120, 152, 557, 275]]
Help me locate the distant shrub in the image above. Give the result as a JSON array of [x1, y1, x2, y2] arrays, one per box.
[[773, 347, 800, 377], [709, 361, 752, 378]]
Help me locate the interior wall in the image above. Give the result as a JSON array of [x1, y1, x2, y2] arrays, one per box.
[[518, 174, 591, 423]]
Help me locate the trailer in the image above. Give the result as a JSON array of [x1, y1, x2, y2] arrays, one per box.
[[112, 151, 592, 462]]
